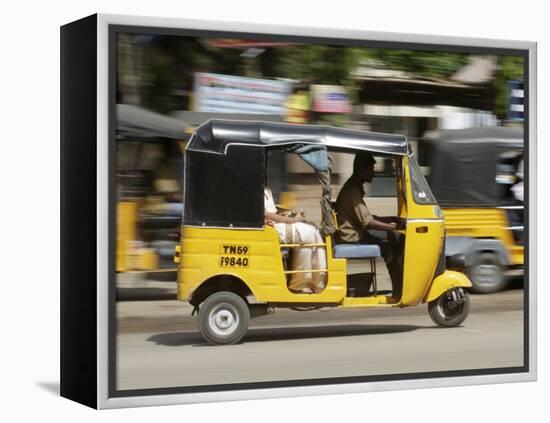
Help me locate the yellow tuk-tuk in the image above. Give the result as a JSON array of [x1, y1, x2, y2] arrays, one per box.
[[116, 104, 190, 276], [426, 127, 524, 293], [174, 120, 472, 345]]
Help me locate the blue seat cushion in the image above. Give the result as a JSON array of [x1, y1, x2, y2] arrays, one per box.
[[333, 244, 381, 259]]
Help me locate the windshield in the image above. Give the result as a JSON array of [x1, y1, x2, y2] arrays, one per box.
[[409, 156, 437, 205]]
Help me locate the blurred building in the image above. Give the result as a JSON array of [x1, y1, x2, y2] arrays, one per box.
[[302, 56, 498, 196], [352, 56, 499, 151]]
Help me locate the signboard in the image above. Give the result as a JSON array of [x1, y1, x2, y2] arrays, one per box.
[[193, 72, 291, 115], [507, 80, 524, 121], [311, 84, 352, 113]]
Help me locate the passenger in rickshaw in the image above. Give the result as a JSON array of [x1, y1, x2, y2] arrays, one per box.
[[264, 187, 327, 294], [335, 152, 405, 298]]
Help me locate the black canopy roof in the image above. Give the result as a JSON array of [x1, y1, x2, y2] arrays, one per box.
[[430, 126, 523, 150], [187, 119, 409, 156], [427, 126, 524, 207], [116, 104, 190, 140]]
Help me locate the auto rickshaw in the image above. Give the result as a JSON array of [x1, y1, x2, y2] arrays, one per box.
[[116, 106, 287, 278], [425, 126, 524, 293], [174, 120, 472, 345], [116, 104, 190, 276]]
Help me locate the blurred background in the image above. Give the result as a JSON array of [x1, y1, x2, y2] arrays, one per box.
[[115, 32, 524, 293]]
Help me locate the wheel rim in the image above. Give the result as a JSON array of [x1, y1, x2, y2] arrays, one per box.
[[208, 303, 240, 337], [437, 293, 464, 320], [471, 264, 502, 288]]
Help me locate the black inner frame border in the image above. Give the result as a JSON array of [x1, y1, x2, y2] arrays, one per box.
[[108, 23, 531, 399]]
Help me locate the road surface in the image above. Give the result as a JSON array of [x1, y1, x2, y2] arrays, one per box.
[[116, 284, 524, 391]]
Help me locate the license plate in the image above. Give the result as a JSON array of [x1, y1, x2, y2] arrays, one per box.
[[219, 244, 250, 268]]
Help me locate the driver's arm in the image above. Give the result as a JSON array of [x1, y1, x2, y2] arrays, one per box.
[[367, 218, 398, 231], [372, 215, 406, 230]]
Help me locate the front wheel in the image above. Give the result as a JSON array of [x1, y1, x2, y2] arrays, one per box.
[[428, 288, 470, 327], [198, 291, 250, 345]]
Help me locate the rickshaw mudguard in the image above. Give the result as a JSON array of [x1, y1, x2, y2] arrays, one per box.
[[423, 270, 473, 304]]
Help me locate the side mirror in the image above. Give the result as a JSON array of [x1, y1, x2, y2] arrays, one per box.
[[446, 253, 466, 272]]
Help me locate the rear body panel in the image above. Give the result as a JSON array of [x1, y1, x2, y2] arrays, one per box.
[[177, 225, 347, 303]]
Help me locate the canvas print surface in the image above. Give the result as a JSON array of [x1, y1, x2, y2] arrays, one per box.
[[112, 28, 526, 393]]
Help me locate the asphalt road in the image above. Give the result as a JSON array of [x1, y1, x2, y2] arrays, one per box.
[[116, 285, 525, 391]]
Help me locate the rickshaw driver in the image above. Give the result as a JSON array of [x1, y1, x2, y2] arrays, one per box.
[[335, 152, 406, 298]]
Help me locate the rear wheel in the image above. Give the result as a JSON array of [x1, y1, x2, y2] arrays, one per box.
[[428, 288, 470, 327], [198, 291, 250, 345], [467, 252, 506, 294]]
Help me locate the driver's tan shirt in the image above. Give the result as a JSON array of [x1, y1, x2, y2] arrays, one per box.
[[335, 176, 373, 243]]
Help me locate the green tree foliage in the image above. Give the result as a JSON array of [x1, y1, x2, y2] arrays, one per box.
[[119, 34, 523, 119], [264, 45, 363, 85], [267, 46, 471, 83], [368, 49, 470, 78]]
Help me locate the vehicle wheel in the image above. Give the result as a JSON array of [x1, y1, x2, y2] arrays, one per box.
[[197, 291, 250, 345], [467, 252, 506, 294], [428, 288, 470, 327]]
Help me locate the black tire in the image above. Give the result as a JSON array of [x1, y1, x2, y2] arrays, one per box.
[[467, 252, 507, 294], [428, 289, 470, 327], [197, 291, 250, 345]]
